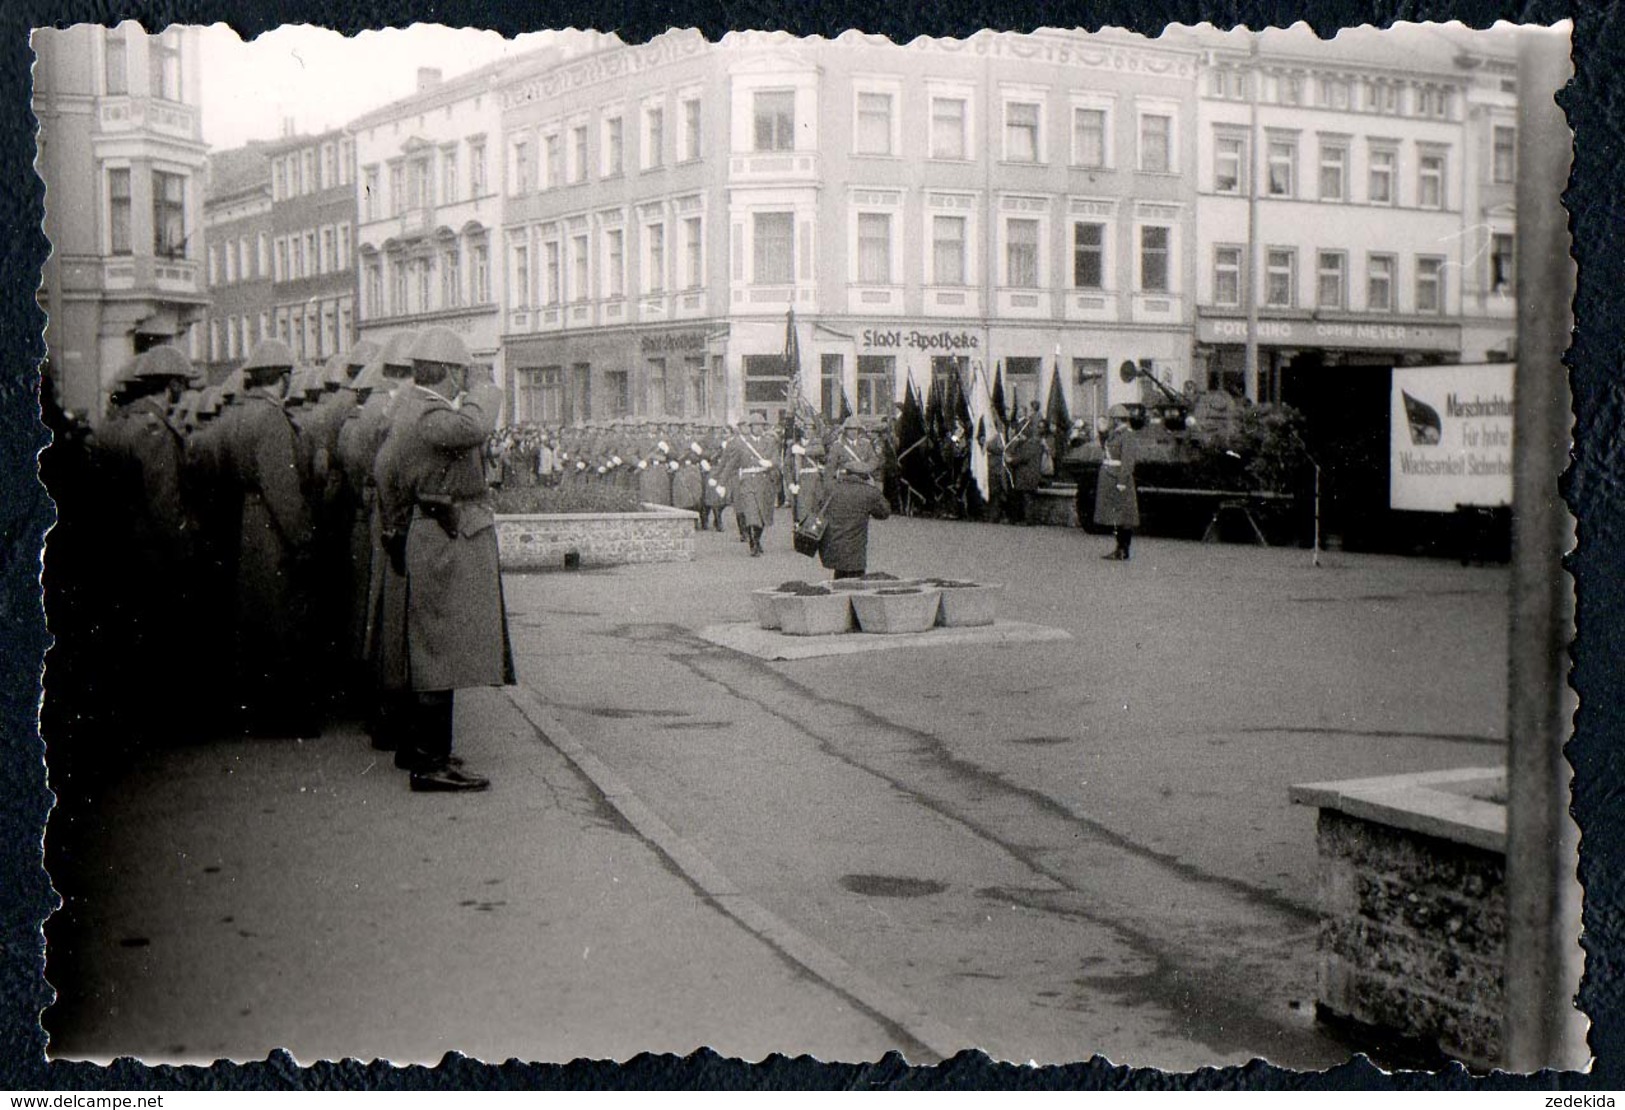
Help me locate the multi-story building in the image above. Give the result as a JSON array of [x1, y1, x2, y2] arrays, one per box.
[[33, 21, 209, 422], [200, 143, 271, 378], [497, 29, 1202, 429], [350, 54, 562, 392], [1185, 25, 1519, 405], [266, 127, 360, 365]]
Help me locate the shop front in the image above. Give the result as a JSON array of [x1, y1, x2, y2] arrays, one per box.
[[504, 323, 726, 427]]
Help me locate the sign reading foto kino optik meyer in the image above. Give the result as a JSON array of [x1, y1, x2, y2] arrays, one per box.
[[1389, 363, 1515, 513]]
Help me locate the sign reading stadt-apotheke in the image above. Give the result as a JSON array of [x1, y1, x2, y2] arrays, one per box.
[[1198, 316, 1461, 352]]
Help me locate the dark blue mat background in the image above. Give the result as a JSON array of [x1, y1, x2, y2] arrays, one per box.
[[3, 0, 1616, 1090]]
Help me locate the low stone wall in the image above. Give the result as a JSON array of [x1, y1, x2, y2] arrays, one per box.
[[1028, 485, 1080, 528], [496, 503, 697, 569], [1291, 768, 1506, 1068]]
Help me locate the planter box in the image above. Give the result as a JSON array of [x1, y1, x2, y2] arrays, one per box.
[[852, 588, 944, 634], [497, 503, 697, 569], [751, 589, 788, 630], [827, 577, 926, 592], [933, 582, 1004, 628], [772, 591, 856, 636]]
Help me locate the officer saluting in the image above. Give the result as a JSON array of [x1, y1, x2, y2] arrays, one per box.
[[373, 327, 514, 793]]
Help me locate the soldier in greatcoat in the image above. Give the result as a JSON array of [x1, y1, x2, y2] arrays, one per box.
[[817, 458, 892, 579], [1094, 404, 1142, 561], [718, 417, 779, 556], [220, 339, 317, 737], [822, 416, 881, 485], [1004, 403, 1045, 524], [374, 326, 513, 793], [789, 432, 826, 523], [671, 453, 705, 527]]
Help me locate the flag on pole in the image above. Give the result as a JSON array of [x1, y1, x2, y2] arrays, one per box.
[[990, 361, 1009, 430], [783, 307, 803, 413], [1045, 351, 1072, 466]]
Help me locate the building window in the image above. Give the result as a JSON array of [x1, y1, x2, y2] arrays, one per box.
[[1006, 218, 1039, 288], [149, 31, 181, 101], [365, 260, 382, 317], [1213, 245, 1242, 307], [1265, 248, 1295, 308], [1073, 107, 1106, 169], [470, 139, 487, 195], [305, 231, 317, 278], [337, 300, 352, 347], [321, 143, 336, 190], [240, 237, 252, 280], [1490, 233, 1514, 295], [1318, 142, 1347, 201], [857, 212, 891, 284], [208, 319, 220, 361], [570, 234, 589, 301], [390, 260, 407, 314], [208, 245, 219, 285], [1416, 85, 1450, 119], [258, 232, 269, 276], [1139, 113, 1171, 173], [753, 212, 794, 285], [1073, 222, 1104, 289], [753, 90, 795, 153], [542, 133, 561, 189], [646, 222, 665, 293], [1416, 255, 1444, 313], [931, 96, 967, 160], [1316, 251, 1346, 309], [605, 228, 624, 298], [321, 227, 335, 275], [856, 355, 893, 416], [274, 238, 287, 282], [1003, 356, 1041, 412], [224, 241, 236, 284], [646, 105, 665, 168], [104, 31, 127, 95], [442, 147, 457, 203], [1140, 226, 1170, 292], [1319, 77, 1352, 109], [682, 98, 702, 161], [441, 247, 461, 307], [273, 161, 287, 203], [339, 139, 353, 186], [933, 215, 966, 285], [1266, 136, 1296, 197], [108, 167, 131, 255], [389, 164, 406, 216], [301, 150, 316, 196], [337, 223, 351, 270], [855, 92, 894, 156], [1365, 80, 1400, 114], [683, 216, 703, 290], [321, 302, 336, 357], [1369, 147, 1396, 205], [227, 316, 239, 360], [363, 166, 379, 221], [1214, 133, 1245, 194], [471, 241, 490, 303], [511, 138, 533, 195], [743, 354, 790, 408], [1004, 101, 1040, 163], [152, 171, 186, 258], [1367, 253, 1395, 311], [604, 116, 623, 177], [571, 125, 589, 182], [513, 243, 530, 307], [416, 258, 433, 313], [1418, 152, 1445, 209], [543, 239, 560, 304], [1493, 126, 1516, 184]]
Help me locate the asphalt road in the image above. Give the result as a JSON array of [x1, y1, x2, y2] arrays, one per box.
[[41, 513, 1509, 1072]]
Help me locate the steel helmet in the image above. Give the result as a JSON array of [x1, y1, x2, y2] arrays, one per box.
[[380, 330, 419, 373], [220, 368, 246, 399], [242, 338, 296, 372], [350, 358, 387, 394], [1108, 403, 1133, 421], [198, 386, 223, 416], [321, 351, 350, 389], [408, 326, 471, 368], [344, 340, 381, 374], [133, 344, 195, 382]]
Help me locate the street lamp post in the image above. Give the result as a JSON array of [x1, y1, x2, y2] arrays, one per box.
[[1243, 33, 1261, 405]]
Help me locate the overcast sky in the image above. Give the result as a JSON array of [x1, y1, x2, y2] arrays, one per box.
[[196, 23, 570, 150]]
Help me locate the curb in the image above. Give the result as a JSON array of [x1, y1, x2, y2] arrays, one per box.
[[503, 684, 972, 1062]]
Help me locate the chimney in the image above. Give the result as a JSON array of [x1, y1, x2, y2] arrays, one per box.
[[417, 67, 443, 92]]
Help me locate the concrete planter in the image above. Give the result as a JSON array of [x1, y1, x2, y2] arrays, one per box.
[[750, 588, 788, 630], [773, 591, 856, 636], [852, 587, 944, 634], [1290, 768, 1507, 1068], [827, 577, 926, 592], [496, 503, 697, 570], [931, 582, 1004, 628]]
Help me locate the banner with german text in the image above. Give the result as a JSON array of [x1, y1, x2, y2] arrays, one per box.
[[1389, 363, 1515, 512]]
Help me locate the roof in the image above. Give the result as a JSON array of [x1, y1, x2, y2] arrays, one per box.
[[344, 41, 572, 132], [1166, 22, 1518, 75], [205, 143, 270, 202]]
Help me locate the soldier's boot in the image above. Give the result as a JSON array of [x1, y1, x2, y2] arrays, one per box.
[[407, 691, 486, 793], [736, 514, 748, 542], [749, 526, 763, 556]]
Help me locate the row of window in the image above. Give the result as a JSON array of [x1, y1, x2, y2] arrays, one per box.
[[510, 95, 703, 195], [361, 238, 492, 321], [517, 356, 716, 424], [207, 223, 355, 286], [270, 139, 355, 201], [361, 137, 490, 222], [509, 213, 707, 306], [1206, 67, 1462, 121], [207, 296, 356, 363], [102, 27, 182, 101], [1212, 131, 1487, 207], [1212, 240, 1512, 314]]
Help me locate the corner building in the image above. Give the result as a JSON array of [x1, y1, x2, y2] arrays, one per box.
[[33, 21, 208, 421], [498, 29, 1201, 428]]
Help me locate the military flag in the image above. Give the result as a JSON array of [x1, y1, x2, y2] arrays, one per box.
[[990, 361, 1009, 431], [1044, 353, 1072, 472], [894, 370, 932, 514]]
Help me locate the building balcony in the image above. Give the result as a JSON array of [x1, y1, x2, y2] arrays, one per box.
[[103, 255, 202, 296], [728, 150, 820, 184], [1063, 288, 1120, 323], [96, 95, 202, 143]]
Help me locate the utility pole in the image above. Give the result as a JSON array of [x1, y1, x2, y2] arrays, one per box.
[[1243, 33, 1261, 404], [1502, 22, 1586, 1072]]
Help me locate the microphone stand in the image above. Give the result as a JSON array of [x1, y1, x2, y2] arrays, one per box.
[[1286, 426, 1322, 568]]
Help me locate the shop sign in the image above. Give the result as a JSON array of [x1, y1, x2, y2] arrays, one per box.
[[1389, 363, 1514, 512], [639, 330, 709, 353], [1198, 316, 1460, 352], [860, 327, 981, 353]]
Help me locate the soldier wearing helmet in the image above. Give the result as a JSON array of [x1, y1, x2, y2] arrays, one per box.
[[218, 337, 318, 736], [717, 415, 779, 555], [373, 326, 512, 792], [1094, 403, 1142, 561]]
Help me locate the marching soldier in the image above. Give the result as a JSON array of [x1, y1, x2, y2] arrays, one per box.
[[789, 430, 826, 523], [823, 416, 881, 486], [718, 417, 779, 557], [219, 338, 317, 737], [373, 326, 513, 793]]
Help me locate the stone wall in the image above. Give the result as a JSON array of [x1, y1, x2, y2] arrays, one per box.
[[1314, 807, 1506, 1067], [496, 504, 696, 570]]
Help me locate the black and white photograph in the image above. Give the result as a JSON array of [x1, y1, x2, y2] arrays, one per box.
[[22, 12, 1596, 1083]]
